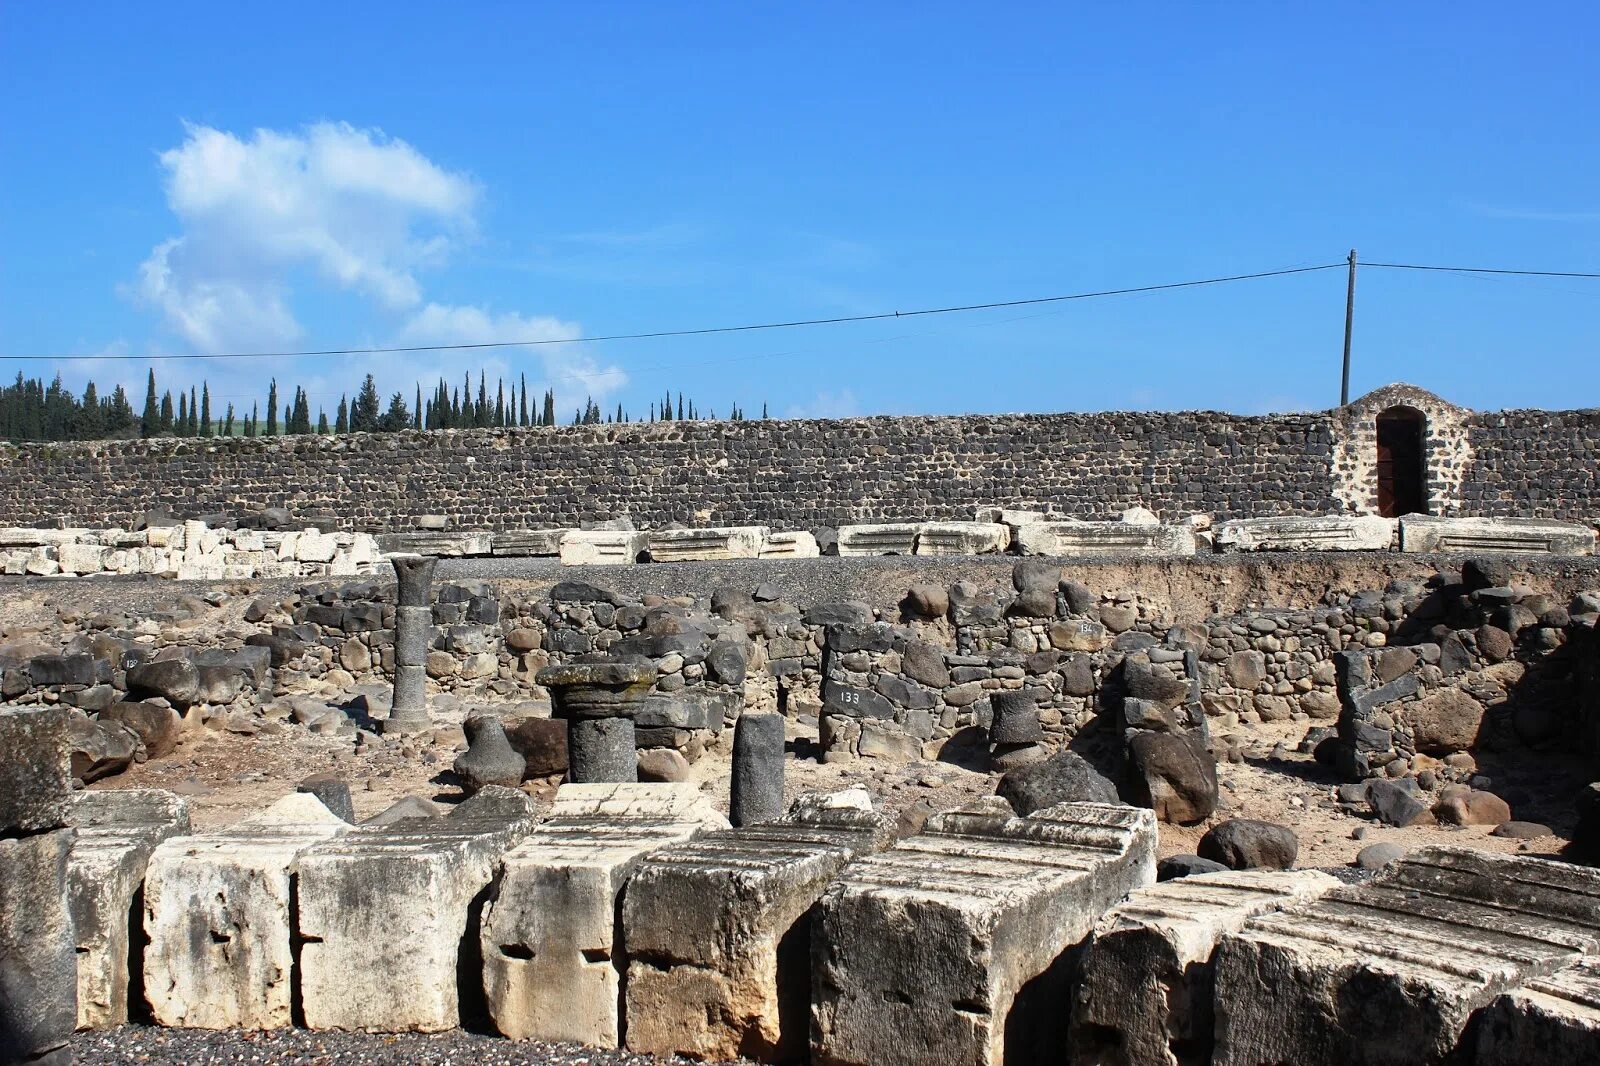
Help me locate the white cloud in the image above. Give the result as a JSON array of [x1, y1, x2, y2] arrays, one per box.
[[135, 121, 478, 352]]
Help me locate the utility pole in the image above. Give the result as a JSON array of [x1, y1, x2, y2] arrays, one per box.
[[1340, 249, 1357, 406]]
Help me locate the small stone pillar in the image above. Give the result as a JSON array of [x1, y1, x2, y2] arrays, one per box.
[[731, 712, 785, 827], [537, 660, 654, 784], [386, 554, 437, 735]]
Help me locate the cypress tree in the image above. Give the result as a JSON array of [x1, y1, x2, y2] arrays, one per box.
[[542, 389, 555, 427], [159, 391, 173, 433], [141, 369, 159, 437], [415, 385, 423, 430], [335, 396, 349, 434], [317, 409, 329, 434], [200, 383, 212, 436], [519, 374, 529, 427], [224, 403, 235, 436], [495, 379, 505, 427], [177, 391, 188, 435], [266, 379, 278, 435]]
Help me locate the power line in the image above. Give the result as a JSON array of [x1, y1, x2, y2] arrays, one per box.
[[1, 262, 1345, 363], [1363, 262, 1600, 279]]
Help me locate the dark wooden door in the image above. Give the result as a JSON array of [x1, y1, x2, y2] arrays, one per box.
[[1376, 408, 1426, 517]]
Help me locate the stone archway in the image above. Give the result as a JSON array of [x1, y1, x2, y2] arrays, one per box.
[[1376, 405, 1427, 517]]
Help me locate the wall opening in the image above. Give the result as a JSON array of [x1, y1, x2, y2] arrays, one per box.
[[1376, 406, 1427, 517]]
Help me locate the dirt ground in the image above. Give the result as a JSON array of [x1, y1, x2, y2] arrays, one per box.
[[89, 707, 1582, 869]]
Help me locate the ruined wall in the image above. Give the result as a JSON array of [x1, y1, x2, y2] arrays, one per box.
[[0, 386, 1595, 531]]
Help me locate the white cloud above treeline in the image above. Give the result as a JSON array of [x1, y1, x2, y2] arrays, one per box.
[[130, 120, 624, 401]]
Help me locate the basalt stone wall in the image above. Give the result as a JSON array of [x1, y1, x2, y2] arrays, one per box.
[[0, 411, 1337, 531], [0, 392, 1596, 531], [1464, 408, 1600, 521]]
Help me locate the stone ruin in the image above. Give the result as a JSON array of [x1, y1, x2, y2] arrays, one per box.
[[4, 382, 1600, 1063]]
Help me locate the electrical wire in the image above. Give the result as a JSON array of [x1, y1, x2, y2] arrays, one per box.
[[0, 262, 1345, 363]]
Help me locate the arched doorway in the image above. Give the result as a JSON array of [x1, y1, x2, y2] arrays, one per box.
[[1376, 406, 1427, 517]]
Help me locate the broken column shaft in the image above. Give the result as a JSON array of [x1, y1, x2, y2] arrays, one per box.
[[386, 554, 437, 734]]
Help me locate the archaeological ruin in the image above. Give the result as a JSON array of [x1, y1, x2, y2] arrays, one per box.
[[3, 382, 1600, 1065]]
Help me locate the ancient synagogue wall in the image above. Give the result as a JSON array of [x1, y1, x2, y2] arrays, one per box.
[[0, 385, 1595, 531]]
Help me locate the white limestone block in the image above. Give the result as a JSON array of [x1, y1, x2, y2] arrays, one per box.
[[836, 523, 921, 557], [57, 543, 106, 574], [811, 802, 1157, 1066], [293, 530, 339, 563], [142, 793, 350, 1029], [295, 788, 537, 1033], [0, 527, 91, 548], [483, 785, 729, 1046], [1013, 521, 1196, 557], [68, 789, 190, 1029], [1398, 515, 1596, 555], [759, 530, 821, 559], [647, 526, 769, 562], [230, 530, 265, 552], [25, 549, 60, 575], [1214, 514, 1395, 553], [623, 806, 899, 1061], [913, 521, 1010, 556], [1071, 869, 1339, 1066], [560, 529, 647, 566], [375, 531, 494, 557], [145, 525, 181, 549], [491, 529, 571, 557], [1121, 506, 1161, 525]]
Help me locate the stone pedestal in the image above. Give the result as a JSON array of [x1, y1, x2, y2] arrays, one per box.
[[731, 713, 785, 827], [386, 554, 437, 734], [538, 660, 654, 784]]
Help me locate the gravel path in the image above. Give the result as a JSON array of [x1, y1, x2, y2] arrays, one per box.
[[73, 1026, 746, 1065]]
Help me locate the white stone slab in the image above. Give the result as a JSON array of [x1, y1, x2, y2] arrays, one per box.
[[836, 523, 921, 557], [491, 529, 568, 557], [143, 793, 350, 1030], [758, 530, 821, 559], [375, 530, 495, 557], [647, 526, 769, 562], [68, 789, 191, 1028], [913, 522, 1010, 556], [1398, 515, 1596, 555], [560, 530, 647, 566], [811, 802, 1156, 1066], [1013, 521, 1197, 557], [1214, 514, 1395, 553]]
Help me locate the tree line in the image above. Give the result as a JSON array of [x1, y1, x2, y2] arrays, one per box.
[[0, 368, 768, 442]]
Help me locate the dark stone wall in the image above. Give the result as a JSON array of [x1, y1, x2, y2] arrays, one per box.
[[0, 411, 1336, 531], [0, 402, 1593, 532], [1463, 409, 1600, 521]]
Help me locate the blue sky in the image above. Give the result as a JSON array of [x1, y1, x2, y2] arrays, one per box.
[[2, 2, 1596, 421]]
